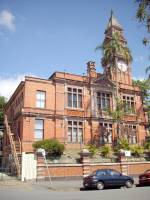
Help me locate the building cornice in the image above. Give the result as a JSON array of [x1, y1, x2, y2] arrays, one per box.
[[5, 81, 25, 110]]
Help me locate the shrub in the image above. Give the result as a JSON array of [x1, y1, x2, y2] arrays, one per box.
[[115, 138, 130, 152], [100, 145, 112, 158], [86, 144, 98, 157], [130, 145, 144, 157], [144, 141, 150, 151], [33, 139, 65, 156]]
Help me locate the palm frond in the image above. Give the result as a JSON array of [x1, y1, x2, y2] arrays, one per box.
[[146, 66, 150, 74], [96, 32, 132, 67], [95, 43, 103, 52]]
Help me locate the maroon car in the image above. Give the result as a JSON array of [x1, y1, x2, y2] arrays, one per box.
[[139, 169, 150, 185]]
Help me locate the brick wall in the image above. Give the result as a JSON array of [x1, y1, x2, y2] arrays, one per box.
[[37, 159, 150, 179], [4, 73, 148, 154]]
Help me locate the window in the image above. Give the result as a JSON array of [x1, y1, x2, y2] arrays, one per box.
[[34, 119, 44, 140], [67, 120, 83, 143], [67, 87, 82, 108], [96, 170, 106, 176], [36, 91, 46, 108], [122, 95, 135, 114], [108, 170, 120, 176], [123, 124, 137, 144], [97, 92, 110, 110], [99, 122, 112, 144]]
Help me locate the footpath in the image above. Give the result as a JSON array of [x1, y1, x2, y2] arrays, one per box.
[[0, 179, 83, 191], [0, 177, 139, 191]]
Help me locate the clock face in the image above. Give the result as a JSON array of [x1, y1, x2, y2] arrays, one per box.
[[117, 60, 128, 72]]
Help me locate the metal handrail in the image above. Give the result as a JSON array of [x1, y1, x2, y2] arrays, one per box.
[[4, 115, 21, 177]]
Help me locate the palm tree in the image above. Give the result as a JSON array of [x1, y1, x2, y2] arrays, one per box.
[[96, 32, 132, 95], [135, 1, 150, 79], [95, 26, 133, 144]]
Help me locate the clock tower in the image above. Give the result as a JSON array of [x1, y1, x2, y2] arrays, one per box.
[[102, 11, 132, 85]]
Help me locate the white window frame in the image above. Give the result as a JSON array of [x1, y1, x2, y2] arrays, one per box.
[[34, 119, 44, 141], [36, 91, 46, 108], [97, 92, 111, 110], [67, 120, 83, 143], [122, 95, 135, 114], [67, 87, 83, 109], [99, 122, 113, 144], [124, 124, 137, 144]]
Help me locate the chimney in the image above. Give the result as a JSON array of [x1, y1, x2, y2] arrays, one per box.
[[87, 61, 97, 78]]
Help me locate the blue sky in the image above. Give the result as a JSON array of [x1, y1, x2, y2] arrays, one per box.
[[0, 0, 149, 98]]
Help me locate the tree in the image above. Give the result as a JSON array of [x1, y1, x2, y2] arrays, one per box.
[[133, 79, 150, 130], [0, 95, 6, 122], [146, 66, 150, 78], [96, 32, 132, 95], [135, 1, 150, 129], [105, 97, 126, 140], [133, 79, 150, 99], [136, 0, 150, 35], [135, 0, 150, 75], [97, 32, 132, 68]]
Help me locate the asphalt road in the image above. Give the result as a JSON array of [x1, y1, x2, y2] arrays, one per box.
[[0, 181, 150, 200]]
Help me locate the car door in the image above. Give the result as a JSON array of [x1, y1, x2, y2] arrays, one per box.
[[96, 170, 112, 187], [107, 170, 123, 187]]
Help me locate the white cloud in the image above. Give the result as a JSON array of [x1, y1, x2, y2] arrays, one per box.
[[0, 74, 24, 99], [0, 74, 36, 100], [134, 56, 144, 63], [0, 10, 16, 31], [133, 76, 145, 81]]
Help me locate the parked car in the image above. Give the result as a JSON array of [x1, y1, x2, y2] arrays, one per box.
[[139, 169, 150, 186], [83, 169, 134, 190]]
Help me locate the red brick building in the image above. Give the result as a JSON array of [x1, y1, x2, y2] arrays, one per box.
[[3, 13, 148, 157]]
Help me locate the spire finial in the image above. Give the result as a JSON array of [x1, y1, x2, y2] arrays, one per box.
[[111, 9, 113, 18], [110, 10, 114, 26], [106, 10, 122, 30]]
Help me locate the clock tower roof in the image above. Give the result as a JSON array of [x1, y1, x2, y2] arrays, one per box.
[[105, 10, 122, 32], [104, 11, 127, 45]]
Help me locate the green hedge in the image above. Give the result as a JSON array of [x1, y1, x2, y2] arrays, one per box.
[[33, 139, 65, 156]]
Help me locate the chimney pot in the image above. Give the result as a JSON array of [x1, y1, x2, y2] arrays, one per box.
[[87, 61, 97, 78]]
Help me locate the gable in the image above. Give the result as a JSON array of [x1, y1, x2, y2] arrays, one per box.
[[93, 75, 115, 90]]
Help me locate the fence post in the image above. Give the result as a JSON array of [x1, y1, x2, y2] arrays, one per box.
[[80, 149, 91, 177], [119, 151, 128, 175], [36, 152, 45, 181]]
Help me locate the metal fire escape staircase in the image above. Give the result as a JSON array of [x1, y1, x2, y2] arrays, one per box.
[[4, 115, 21, 178]]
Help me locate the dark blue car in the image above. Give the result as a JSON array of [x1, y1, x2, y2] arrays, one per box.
[[83, 169, 134, 190]]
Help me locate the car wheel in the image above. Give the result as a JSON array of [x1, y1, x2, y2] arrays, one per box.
[[84, 185, 90, 189], [97, 181, 104, 190], [125, 180, 133, 188]]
